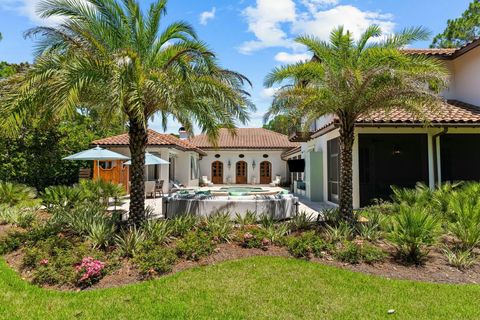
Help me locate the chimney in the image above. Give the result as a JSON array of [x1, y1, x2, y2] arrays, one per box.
[[179, 127, 188, 140]]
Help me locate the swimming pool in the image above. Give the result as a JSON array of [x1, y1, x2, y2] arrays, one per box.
[[219, 187, 267, 193]]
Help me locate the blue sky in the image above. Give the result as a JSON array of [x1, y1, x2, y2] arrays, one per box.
[[0, 0, 472, 134]]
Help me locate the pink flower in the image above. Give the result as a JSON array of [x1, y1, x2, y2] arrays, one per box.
[[39, 259, 49, 266], [76, 257, 105, 286]]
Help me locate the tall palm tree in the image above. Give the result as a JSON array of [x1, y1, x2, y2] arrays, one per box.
[[265, 26, 448, 222], [0, 0, 253, 224]]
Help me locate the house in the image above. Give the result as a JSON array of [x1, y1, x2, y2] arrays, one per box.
[[91, 127, 299, 191], [189, 128, 299, 185], [92, 129, 206, 193], [290, 38, 480, 208]]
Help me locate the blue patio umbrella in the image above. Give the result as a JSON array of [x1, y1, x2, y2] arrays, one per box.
[[63, 146, 130, 178], [124, 152, 169, 166]]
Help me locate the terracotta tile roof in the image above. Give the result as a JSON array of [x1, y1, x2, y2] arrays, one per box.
[[189, 128, 300, 149], [305, 100, 480, 140], [356, 100, 480, 125], [92, 129, 206, 155], [401, 48, 457, 56], [401, 38, 480, 59]]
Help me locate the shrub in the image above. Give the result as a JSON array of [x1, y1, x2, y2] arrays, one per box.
[[114, 226, 146, 258], [387, 205, 439, 264], [53, 202, 119, 237], [42, 185, 86, 210], [142, 219, 172, 244], [356, 210, 385, 242], [442, 247, 477, 270], [170, 214, 198, 237], [238, 227, 270, 249], [0, 206, 37, 228], [334, 242, 386, 264], [447, 192, 480, 249], [202, 212, 233, 243], [78, 179, 125, 207], [0, 181, 39, 207], [289, 211, 314, 231], [360, 243, 387, 264], [235, 211, 257, 227], [334, 242, 361, 264], [323, 221, 354, 243], [286, 231, 328, 259], [75, 257, 106, 287], [23, 238, 103, 286], [391, 183, 432, 208], [176, 231, 214, 261], [133, 242, 177, 277]]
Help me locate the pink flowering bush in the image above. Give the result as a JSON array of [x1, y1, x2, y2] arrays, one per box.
[[75, 257, 105, 287]]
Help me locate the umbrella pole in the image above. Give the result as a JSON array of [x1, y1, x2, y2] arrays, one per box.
[[97, 160, 100, 181]]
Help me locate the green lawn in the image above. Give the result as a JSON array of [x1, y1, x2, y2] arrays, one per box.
[[0, 256, 479, 320]]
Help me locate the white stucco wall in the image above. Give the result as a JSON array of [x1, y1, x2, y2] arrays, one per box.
[[446, 46, 480, 105], [198, 150, 288, 184]]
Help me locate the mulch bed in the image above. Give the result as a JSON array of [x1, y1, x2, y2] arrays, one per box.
[[3, 241, 480, 291]]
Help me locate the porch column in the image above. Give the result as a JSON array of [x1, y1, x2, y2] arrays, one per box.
[[427, 133, 435, 188]]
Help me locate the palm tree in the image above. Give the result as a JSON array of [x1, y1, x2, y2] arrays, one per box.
[[264, 26, 448, 222], [0, 0, 253, 224]]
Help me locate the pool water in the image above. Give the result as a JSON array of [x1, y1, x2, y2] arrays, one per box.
[[219, 187, 267, 193]]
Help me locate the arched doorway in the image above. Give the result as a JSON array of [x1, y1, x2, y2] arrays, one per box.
[[211, 161, 223, 184], [259, 161, 272, 184], [236, 161, 248, 184]]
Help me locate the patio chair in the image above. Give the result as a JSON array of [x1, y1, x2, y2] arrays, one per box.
[[155, 180, 164, 197], [145, 181, 156, 198], [269, 176, 281, 187], [201, 176, 214, 187]]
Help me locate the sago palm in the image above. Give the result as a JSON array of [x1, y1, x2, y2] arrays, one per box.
[[0, 0, 253, 224], [264, 25, 448, 222]]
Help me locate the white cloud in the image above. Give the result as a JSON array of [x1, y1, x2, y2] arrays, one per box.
[[199, 7, 216, 26], [260, 87, 280, 100], [1, 0, 70, 25], [239, 0, 395, 54], [274, 51, 310, 63], [301, 0, 339, 13], [293, 5, 395, 41], [239, 0, 297, 54]]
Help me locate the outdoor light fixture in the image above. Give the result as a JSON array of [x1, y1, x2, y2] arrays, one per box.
[[392, 145, 402, 156], [252, 160, 256, 169], [227, 160, 231, 169]]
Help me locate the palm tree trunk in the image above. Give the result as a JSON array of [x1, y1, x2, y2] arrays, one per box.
[[128, 118, 147, 225], [338, 120, 355, 224]]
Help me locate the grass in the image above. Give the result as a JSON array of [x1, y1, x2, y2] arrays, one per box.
[[0, 256, 479, 320]]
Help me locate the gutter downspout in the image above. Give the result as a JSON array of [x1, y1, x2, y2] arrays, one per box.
[[432, 128, 448, 187]]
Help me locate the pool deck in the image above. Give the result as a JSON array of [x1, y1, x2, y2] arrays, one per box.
[[111, 185, 335, 219]]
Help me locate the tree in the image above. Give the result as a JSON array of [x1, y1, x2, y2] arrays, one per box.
[[0, 0, 252, 224], [265, 26, 448, 222], [262, 115, 300, 135], [431, 0, 480, 48]]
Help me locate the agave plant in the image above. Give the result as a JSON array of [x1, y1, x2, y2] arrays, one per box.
[[87, 220, 115, 249], [289, 211, 314, 231], [142, 219, 172, 244], [323, 221, 355, 243], [265, 223, 289, 244], [259, 213, 275, 229], [202, 212, 233, 242], [442, 247, 477, 270], [170, 214, 198, 237], [115, 226, 146, 258], [235, 211, 257, 227], [0, 205, 37, 228], [0, 181, 39, 208]]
